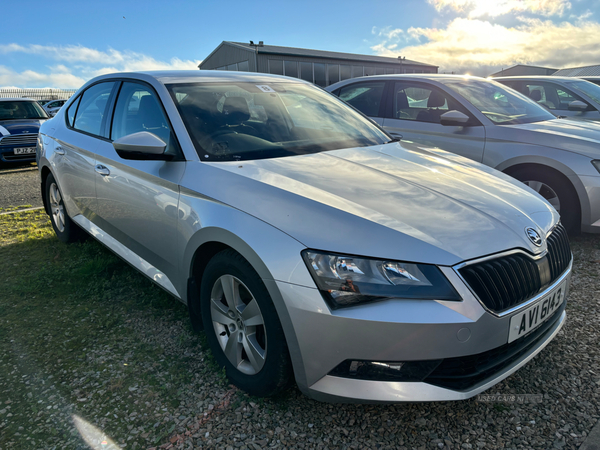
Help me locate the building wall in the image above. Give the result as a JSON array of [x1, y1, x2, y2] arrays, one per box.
[[200, 45, 255, 71], [200, 44, 437, 87], [491, 66, 557, 77]]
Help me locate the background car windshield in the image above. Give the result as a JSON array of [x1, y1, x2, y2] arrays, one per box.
[[0, 101, 48, 120], [563, 79, 600, 105], [167, 82, 390, 161], [441, 79, 556, 125]]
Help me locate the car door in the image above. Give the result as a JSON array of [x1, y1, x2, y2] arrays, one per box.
[[94, 80, 186, 289], [381, 81, 486, 162], [50, 81, 117, 221], [336, 80, 387, 126], [503, 80, 600, 121]]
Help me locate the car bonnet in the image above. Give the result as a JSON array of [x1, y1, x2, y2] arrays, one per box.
[[191, 142, 558, 267], [0, 119, 43, 137], [498, 118, 600, 159]]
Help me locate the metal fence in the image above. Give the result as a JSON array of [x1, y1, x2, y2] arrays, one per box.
[[0, 88, 77, 101]]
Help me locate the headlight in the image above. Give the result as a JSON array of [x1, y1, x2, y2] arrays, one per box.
[[301, 250, 460, 309], [592, 160, 600, 174]]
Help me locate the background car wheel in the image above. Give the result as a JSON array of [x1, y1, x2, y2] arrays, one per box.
[[45, 173, 86, 243], [508, 167, 581, 234], [200, 249, 293, 397]]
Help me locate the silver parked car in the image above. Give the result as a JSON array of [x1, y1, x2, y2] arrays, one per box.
[[42, 99, 67, 117], [327, 75, 600, 234], [37, 71, 571, 403], [495, 75, 600, 122]]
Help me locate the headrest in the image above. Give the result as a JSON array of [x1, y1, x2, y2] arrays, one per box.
[[222, 97, 250, 124], [529, 90, 542, 102], [396, 91, 409, 110], [427, 90, 446, 108]]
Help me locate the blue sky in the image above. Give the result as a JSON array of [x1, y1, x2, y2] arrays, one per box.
[[1, 0, 599, 88]]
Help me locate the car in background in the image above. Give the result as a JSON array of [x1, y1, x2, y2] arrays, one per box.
[[42, 99, 67, 117], [37, 99, 51, 107], [37, 70, 571, 403], [495, 76, 600, 122], [0, 98, 48, 166], [327, 74, 600, 234]]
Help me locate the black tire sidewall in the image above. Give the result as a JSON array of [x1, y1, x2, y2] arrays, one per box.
[[199, 250, 292, 397]]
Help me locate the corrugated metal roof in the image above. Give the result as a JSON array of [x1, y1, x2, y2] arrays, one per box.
[[225, 41, 437, 68], [553, 65, 600, 77]]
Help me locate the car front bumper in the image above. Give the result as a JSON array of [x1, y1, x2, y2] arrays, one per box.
[[275, 261, 571, 403]]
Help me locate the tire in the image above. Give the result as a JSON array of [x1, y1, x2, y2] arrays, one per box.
[[508, 167, 581, 234], [45, 173, 86, 243], [200, 249, 293, 397]]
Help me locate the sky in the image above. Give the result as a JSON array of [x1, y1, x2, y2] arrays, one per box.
[[1, 0, 600, 89]]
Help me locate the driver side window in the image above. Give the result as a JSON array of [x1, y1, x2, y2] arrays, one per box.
[[111, 82, 180, 156], [393, 83, 450, 123]]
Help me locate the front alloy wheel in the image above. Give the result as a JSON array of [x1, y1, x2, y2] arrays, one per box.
[[210, 274, 267, 375], [199, 249, 293, 397]]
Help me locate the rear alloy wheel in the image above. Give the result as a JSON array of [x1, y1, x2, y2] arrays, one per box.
[[200, 249, 293, 397], [509, 167, 580, 234], [45, 173, 85, 243]]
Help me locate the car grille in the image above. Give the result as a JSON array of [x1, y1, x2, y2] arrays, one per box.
[[459, 224, 570, 314], [424, 305, 564, 391], [0, 134, 38, 147]]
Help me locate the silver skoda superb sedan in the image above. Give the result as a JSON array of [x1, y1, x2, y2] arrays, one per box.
[[37, 71, 571, 403]]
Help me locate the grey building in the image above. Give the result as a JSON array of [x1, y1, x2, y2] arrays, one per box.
[[489, 64, 558, 77], [199, 41, 438, 87], [552, 64, 600, 77]]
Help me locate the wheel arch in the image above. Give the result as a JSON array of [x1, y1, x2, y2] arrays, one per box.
[[501, 160, 587, 229], [182, 225, 309, 388]]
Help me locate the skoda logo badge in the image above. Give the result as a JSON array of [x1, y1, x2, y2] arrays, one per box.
[[525, 227, 542, 247]]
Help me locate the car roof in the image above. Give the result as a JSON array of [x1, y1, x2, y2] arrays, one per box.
[[0, 97, 38, 102], [494, 76, 587, 82], [89, 70, 313, 86]]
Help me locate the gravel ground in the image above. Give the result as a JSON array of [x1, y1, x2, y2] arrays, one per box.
[[1, 218, 599, 448], [0, 164, 42, 209]]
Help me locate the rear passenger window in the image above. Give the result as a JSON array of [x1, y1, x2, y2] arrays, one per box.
[[73, 82, 115, 137], [66, 96, 81, 127], [338, 82, 385, 117], [111, 82, 180, 157]]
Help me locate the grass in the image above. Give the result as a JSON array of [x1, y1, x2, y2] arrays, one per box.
[[0, 210, 222, 449]]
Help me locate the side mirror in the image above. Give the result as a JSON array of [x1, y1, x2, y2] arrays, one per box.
[[568, 100, 588, 111], [113, 131, 167, 159], [440, 110, 470, 126]]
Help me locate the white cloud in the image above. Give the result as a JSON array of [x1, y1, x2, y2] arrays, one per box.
[[0, 66, 86, 89], [428, 0, 571, 17], [372, 17, 600, 76], [0, 44, 201, 88]]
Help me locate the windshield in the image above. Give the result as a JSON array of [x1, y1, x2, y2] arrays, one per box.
[[441, 78, 556, 125], [563, 79, 600, 105], [167, 81, 390, 161], [0, 100, 49, 120]]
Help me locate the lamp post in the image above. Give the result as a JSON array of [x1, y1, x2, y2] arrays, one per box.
[[398, 56, 406, 74], [249, 40, 264, 73]]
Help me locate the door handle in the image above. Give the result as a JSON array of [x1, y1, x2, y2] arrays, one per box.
[[55, 146, 65, 155], [95, 164, 110, 176]]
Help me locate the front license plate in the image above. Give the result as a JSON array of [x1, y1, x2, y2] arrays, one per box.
[[14, 147, 36, 155], [508, 279, 566, 343]]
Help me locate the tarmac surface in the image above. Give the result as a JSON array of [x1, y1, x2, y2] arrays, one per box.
[[0, 164, 43, 209]]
